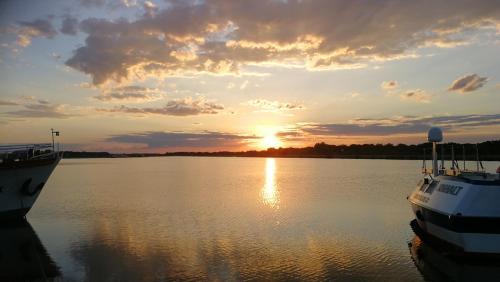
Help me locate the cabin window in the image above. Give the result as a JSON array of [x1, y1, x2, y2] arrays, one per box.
[[424, 180, 439, 194]]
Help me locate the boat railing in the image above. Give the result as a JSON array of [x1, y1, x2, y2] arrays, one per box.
[[422, 167, 487, 177], [0, 143, 57, 163], [0, 143, 53, 152]]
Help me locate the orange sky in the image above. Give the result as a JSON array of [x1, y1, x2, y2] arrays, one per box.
[[1, 0, 499, 152]]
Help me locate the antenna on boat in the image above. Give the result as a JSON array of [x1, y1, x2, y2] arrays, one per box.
[[463, 144, 466, 171], [422, 148, 427, 173], [451, 144, 455, 173], [51, 128, 60, 151], [441, 143, 445, 171], [428, 127, 443, 177], [475, 144, 484, 171], [476, 144, 479, 171]]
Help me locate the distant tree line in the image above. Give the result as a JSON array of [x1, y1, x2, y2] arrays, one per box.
[[62, 151, 113, 158], [62, 140, 500, 161], [163, 140, 500, 161]]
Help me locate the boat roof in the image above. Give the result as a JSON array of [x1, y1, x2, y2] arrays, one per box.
[[439, 173, 500, 186]]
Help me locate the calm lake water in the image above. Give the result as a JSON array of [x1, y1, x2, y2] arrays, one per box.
[[6, 158, 500, 281]]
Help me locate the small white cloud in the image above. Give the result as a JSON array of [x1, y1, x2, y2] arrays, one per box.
[[245, 99, 305, 112]]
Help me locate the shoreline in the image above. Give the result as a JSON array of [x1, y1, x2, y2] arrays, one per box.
[[62, 153, 500, 161], [61, 140, 500, 161]]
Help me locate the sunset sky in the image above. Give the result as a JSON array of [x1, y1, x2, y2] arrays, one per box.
[[1, 0, 499, 152]]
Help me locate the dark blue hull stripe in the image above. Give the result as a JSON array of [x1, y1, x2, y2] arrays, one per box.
[[412, 203, 500, 234], [438, 175, 500, 186]]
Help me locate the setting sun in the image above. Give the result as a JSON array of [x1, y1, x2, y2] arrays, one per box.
[[261, 133, 282, 149], [1, 1, 500, 280]]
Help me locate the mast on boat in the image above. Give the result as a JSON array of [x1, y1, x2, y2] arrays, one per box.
[[427, 127, 443, 177]]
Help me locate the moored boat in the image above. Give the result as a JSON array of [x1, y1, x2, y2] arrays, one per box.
[[409, 127, 500, 254], [0, 140, 61, 220]]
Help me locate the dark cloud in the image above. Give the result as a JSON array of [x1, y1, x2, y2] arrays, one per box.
[[79, 0, 140, 10], [448, 74, 488, 93], [106, 131, 257, 148], [98, 97, 224, 116], [143, 1, 158, 18], [294, 114, 500, 137], [94, 85, 164, 102], [60, 16, 79, 35], [15, 19, 57, 46], [79, 0, 106, 8], [302, 122, 429, 136], [65, 0, 500, 85]]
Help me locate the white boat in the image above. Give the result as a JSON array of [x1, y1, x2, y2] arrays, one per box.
[[0, 142, 61, 221], [409, 127, 500, 254]]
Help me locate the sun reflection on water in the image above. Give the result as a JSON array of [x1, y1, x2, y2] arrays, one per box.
[[261, 158, 280, 208]]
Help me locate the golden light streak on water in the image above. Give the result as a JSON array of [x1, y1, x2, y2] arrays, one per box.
[[261, 158, 279, 208]]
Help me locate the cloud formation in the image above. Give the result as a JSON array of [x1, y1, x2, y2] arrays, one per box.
[[60, 16, 79, 35], [294, 114, 500, 137], [98, 96, 224, 116], [14, 19, 57, 47], [448, 74, 488, 93], [64, 0, 500, 85], [79, 0, 106, 8], [2, 97, 73, 118], [106, 131, 256, 148], [381, 81, 398, 90], [0, 99, 19, 106], [399, 89, 431, 103], [245, 99, 304, 112], [143, 1, 158, 18], [94, 85, 164, 103]]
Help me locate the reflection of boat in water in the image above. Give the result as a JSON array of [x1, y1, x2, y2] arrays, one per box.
[[409, 233, 500, 282], [0, 131, 62, 220], [0, 220, 60, 281], [409, 127, 500, 254]]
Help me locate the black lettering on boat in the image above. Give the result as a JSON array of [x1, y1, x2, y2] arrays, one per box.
[[437, 184, 463, 196]]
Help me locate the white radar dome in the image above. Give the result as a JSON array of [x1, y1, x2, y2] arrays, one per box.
[[428, 127, 443, 142]]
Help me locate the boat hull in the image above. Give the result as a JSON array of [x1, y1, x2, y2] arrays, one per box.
[[409, 175, 500, 254], [0, 154, 61, 221]]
